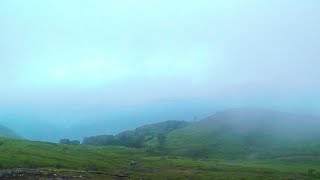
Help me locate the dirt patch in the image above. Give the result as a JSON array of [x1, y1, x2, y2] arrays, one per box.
[[0, 168, 130, 180]]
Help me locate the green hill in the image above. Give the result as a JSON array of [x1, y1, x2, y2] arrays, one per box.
[[83, 120, 189, 148], [165, 108, 320, 160], [0, 124, 21, 139]]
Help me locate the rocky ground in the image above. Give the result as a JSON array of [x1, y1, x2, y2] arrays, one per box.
[[0, 168, 130, 180]]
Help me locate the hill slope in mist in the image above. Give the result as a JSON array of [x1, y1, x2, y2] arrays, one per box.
[[165, 108, 320, 159], [83, 120, 189, 148], [0, 124, 20, 139]]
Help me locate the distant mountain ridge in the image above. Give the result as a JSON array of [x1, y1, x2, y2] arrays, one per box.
[[0, 124, 21, 139]]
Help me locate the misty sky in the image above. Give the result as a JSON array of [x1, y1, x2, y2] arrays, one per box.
[[0, 0, 320, 116]]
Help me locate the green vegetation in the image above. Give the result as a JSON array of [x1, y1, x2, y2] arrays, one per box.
[[59, 139, 81, 145], [83, 120, 189, 148], [0, 137, 318, 179], [164, 108, 320, 160], [1, 109, 320, 179]]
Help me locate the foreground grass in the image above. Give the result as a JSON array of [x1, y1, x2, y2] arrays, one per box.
[[0, 137, 318, 179]]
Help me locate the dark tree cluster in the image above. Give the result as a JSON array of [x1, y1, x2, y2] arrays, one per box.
[[59, 139, 80, 145], [82, 133, 145, 148], [82, 135, 116, 146]]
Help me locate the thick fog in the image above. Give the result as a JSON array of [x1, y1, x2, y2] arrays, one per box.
[[0, 0, 319, 141]]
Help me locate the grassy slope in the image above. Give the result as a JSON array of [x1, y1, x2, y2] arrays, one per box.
[[0, 137, 317, 179], [0, 137, 137, 170], [165, 108, 320, 160]]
